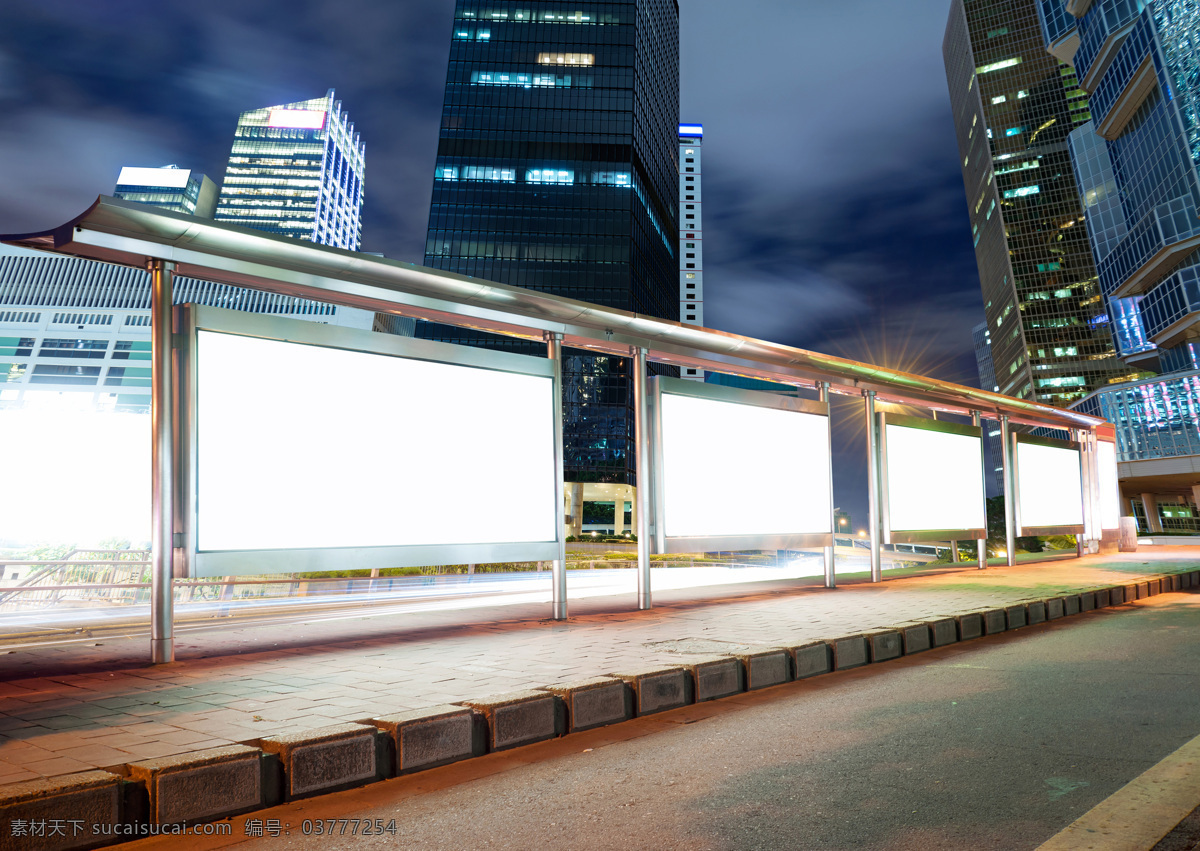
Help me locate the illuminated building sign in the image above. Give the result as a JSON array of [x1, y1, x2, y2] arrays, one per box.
[[116, 166, 191, 189], [267, 108, 328, 130]]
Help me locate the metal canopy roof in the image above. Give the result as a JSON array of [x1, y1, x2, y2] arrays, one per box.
[[2, 196, 1103, 430]]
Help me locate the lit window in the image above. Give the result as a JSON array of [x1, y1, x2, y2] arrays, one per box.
[[1017, 90, 1028, 98], [436, 167, 459, 181], [537, 52, 594, 65], [462, 166, 515, 181], [477, 29, 491, 40], [991, 95, 1007, 104], [526, 168, 575, 184], [1003, 185, 1040, 199], [592, 171, 631, 186], [976, 57, 1021, 74]]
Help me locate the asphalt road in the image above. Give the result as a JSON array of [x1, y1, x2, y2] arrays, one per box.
[[129, 590, 1200, 851]]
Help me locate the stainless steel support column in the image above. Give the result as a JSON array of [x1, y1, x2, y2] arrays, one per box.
[[1000, 414, 1016, 567], [864, 390, 882, 583], [820, 382, 835, 588], [633, 347, 652, 610], [546, 332, 568, 620], [149, 259, 176, 664], [950, 541, 960, 563], [972, 410, 987, 569]]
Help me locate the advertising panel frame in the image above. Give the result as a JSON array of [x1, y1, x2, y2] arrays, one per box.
[[1013, 431, 1086, 537], [176, 304, 560, 577], [648, 375, 833, 554], [1096, 435, 1121, 531], [878, 412, 987, 545]]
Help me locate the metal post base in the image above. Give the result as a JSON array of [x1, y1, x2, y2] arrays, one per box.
[[551, 558, 567, 620], [823, 545, 836, 588], [638, 592, 651, 611], [151, 638, 174, 665]]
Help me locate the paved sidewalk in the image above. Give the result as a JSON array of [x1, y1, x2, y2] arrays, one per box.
[[0, 550, 1197, 786]]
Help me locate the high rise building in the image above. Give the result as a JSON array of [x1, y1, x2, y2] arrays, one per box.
[[215, 90, 365, 251], [972, 321, 1004, 493], [420, 0, 679, 484], [1038, 1, 1200, 532], [944, 0, 1129, 408], [114, 166, 218, 217], [679, 122, 703, 380]]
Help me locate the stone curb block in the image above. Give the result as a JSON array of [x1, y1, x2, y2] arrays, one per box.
[[1148, 578, 1161, 596], [1046, 597, 1065, 619], [1190, 571, 1200, 587], [1168, 574, 1181, 592], [1097, 587, 1112, 606], [829, 635, 868, 670], [1026, 601, 1046, 624], [1124, 583, 1139, 601], [1136, 581, 1149, 599], [681, 657, 744, 702], [733, 649, 792, 690], [1080, 591, 1096, 611], [126, 745, 261, 826], [1005, 604, 1027, 629], [0, 770, 123, 851], [980, 609, 1006, 636], [611, 667, 692, 716], [458, 690, 560, 753], [1064, 595, 1081, 616], [897, 623, 931, 655], [864, 630, 902, 663], [257, 723, 379, 801], [789, 642, 832, 679], [540, 677, 631, 732], [956, 613, 983, 641], [929, 618, 958, 647], [371, 705, 476, 775]]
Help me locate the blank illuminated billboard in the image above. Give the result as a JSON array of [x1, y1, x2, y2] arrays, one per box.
[[195, 330, 557, 552], [1016, 438, 1084, 530], [883, 418, 985, 538], [658, 390, 831, 539], [1098, 440, 1120, 530]]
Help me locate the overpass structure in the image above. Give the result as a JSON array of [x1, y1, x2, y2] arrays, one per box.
[[2, 198, 1114, 663]]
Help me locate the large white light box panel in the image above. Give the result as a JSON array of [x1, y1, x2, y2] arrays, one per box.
[[1015, 436, 1084, 533], [0, 406, 150, 548], [192, 323, 557, 567], [1098, 440, 1120, 530], [654, 379, 831, 550], [881, 415, 986, 543]]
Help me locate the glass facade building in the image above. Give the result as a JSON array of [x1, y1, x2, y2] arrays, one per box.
[[944, 0, 1131, 409], [113, 166, 218, 218], [972, 321, 1004, 492], [420, 0, 679, 484], [215, 90, 365, 251], [678, 122, 703, 380]]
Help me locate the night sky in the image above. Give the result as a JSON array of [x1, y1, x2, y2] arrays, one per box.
[[0, 0, 987, 526]]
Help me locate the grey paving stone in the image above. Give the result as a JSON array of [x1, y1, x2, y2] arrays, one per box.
[[610, 667, 691, 716], [1026, 600, 1047, 624], [733, 649, 792, 691], [540, 677, 630, 732], [257, 723, 378, 800], [897, 623, 931, 655], [1046, 597, 1065, 619], [929, 619, 958, 647], [458, 690, 559, 752], [126, 744, 261, 825], [1079, 591, 1096, 611], [1005, 604, 1026, 629], [789, 642, 832, 679], [1096, 587, 1112, 606], [864, 630, 902, 663], [371, 705, 475, 775], [980, 609, 1006, 635], [830, 636, 868, 670], [0, 770, 121, 851], [956, 613, 983, 641], [681, 657, 744, 702], [1064, 595, 1081, 616]]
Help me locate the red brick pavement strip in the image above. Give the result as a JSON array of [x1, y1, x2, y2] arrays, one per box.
[[0, 550, 1197, 785]]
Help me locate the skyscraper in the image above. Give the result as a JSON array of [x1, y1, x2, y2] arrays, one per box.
[[421, 0, 679, 484], [944, 0, 1130, 408], [679, 122, 703, 380], [215, 90, 365, 251], [972, 321, 1003, 493], [114, 166, 218, 217], [1038, 1, 1200, 531]]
